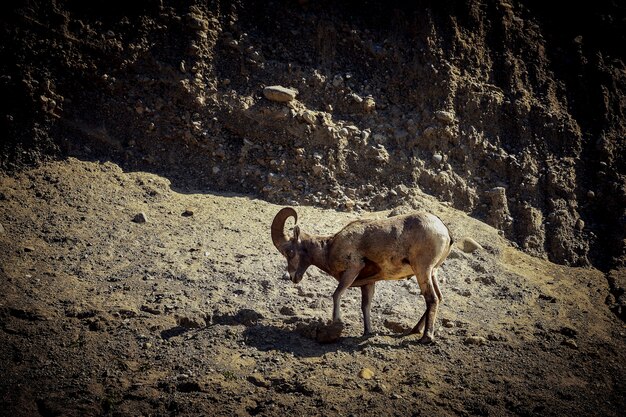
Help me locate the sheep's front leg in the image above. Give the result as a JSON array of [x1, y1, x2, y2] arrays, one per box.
[[361, 283, 376, 336], [332, 265, 363, 324]]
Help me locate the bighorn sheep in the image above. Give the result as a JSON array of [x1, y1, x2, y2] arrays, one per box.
[[271, 207, 453, 344]]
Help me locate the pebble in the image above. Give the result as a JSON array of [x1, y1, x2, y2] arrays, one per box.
[[263, 85, 298, 102], [132, 212, 148, 223], [442, 318, 456, 328], [464, 336, 487, 346], [182, 209, 194, 217], [0, 222, 4, 234], [432, 153, 443, 164], [363, 96, 376, 112], [24, 246, 35, 253], [359, 368, 375, 380]]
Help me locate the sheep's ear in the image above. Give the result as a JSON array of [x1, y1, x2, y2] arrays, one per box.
[[293, 225, 301, 242]]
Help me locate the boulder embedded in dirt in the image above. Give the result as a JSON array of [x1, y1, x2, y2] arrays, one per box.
[[263, 86, 298, 102]]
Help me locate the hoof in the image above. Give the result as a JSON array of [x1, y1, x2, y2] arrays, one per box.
[[406, 327, 422, 336], [418, 334, 435, 345], [361, 330, 376, 338]]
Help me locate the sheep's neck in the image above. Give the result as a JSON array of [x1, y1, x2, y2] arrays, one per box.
[[305, 235, 332, 275]]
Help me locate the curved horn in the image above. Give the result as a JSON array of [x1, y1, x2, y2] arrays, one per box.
[[271, 207, 297, 250]]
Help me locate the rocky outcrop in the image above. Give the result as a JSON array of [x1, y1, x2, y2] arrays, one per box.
[[1, 1, 624, 268]]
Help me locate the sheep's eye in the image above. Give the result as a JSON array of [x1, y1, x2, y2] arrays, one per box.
[[286, 250, 294, 258]]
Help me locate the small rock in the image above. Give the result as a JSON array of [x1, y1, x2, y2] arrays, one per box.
[[182, 209, 194, 217], [359, 368, 375, 380], [0, 223, 5, 234], [423, 126, 437, 138], [143, 342, 153, 349], [432, 153, 443, 164], [576, 219, 585, 231], [132, 212, 148, 223], [301, 110, 317, 125], [263, 85, 298, 102], [464, 336, 487, 346], [349, 93, 363, 103], [442, 318, 456, 328], [459, 237, 482, 253], [312, 164, 324, 176], [23, 246, 35, 253], [587, 190, 595, 198], [363, 96, 376, 113], [434, 110, 456, 124]]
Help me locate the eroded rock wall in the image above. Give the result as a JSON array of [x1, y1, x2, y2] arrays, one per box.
[[1, 0, 625, 268]]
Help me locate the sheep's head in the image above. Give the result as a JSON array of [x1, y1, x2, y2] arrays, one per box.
[[271, 207, 311, 283]]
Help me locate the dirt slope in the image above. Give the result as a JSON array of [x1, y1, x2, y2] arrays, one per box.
[[1, 158, 624, 416]]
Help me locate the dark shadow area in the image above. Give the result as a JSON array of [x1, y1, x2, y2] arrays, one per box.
[[160, 326, 189, 340], [241, 322, 362, 358], [211, 309, 265, 327], [240, 321, 434, 358]]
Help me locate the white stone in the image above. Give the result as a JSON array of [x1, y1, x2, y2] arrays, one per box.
[[263, 85, 298, 102]]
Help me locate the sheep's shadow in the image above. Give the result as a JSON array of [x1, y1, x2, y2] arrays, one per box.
[[241, 322, 364, 357], [161, 309, 435, 356], [205, 309, 426, 357]]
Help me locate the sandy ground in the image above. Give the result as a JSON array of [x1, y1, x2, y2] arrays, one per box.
[[0, 157, 624, 416]]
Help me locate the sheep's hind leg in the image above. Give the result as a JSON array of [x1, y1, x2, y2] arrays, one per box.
[[360, 283, 376, 336], [410, 264, 439, 344]]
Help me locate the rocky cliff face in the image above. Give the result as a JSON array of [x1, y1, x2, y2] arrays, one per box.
[[2, 0, 625, 269]]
